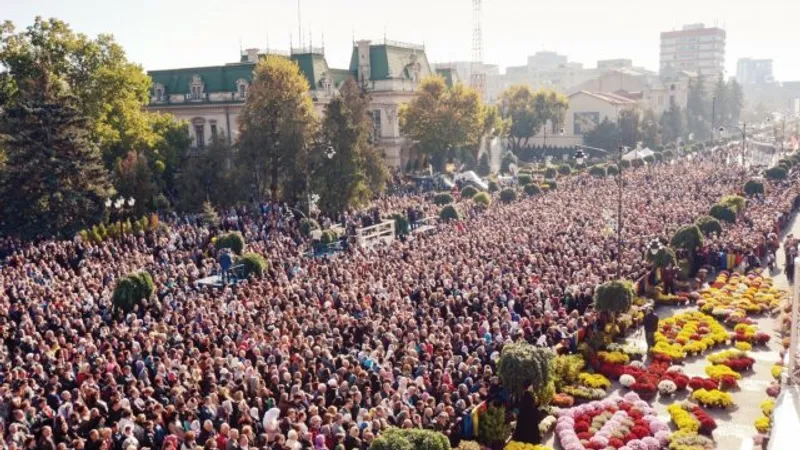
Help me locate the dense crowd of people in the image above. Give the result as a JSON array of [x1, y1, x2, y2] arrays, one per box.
[[0, 146, 797, 450]]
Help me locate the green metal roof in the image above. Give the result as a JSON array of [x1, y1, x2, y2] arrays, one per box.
[[290, 53, 329, 89], [348, 44, 432, 81], [148, 63, 256, 95]]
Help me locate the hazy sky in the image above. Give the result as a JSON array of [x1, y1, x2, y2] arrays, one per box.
[[4, 0, 800, 81]]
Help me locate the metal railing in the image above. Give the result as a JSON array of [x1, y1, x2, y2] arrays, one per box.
[[356, 220, 396, 248]]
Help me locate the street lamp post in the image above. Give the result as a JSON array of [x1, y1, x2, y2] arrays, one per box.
[[575, 144, 627, 279]]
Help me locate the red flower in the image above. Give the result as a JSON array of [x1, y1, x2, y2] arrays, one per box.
[[578, 432, 592, 440], [609, 437, 625, 448], [631, 425, 650, 439], [628, 409, 644, 420], [575, 422, 590, 433]]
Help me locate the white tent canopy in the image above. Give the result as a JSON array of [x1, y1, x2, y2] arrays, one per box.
[[622, 148, 655, 161]]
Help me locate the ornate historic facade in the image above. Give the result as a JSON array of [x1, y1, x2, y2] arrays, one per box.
[[146, 39, 448, 168]]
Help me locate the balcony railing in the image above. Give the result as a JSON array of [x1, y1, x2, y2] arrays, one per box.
[[149, 92, 247, 105]]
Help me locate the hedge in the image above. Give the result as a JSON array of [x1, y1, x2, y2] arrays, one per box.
[[606, 164, 619, 176], [557, 164, 572, 175], [720, 195, 746, 213], [112, 271, 154, 316], [299, 218, 320, 237], [461, 185, 478, 199], [631, 158, 645, 168], [619, 159, 631, 169], [744, 179, 765, 196], [589, 165, 607, 177], [524, 184, 541, 196], [499, 188, 517, 203], [670, 224, 704, 251], [594, 280, 635, 313], [765, 166, 788, 180], [216, 231, 245, 254], [517, 174, 533, 186], [433, 192, 454, 206], [710, 203, 737, 223], [487, 181, 499, 193], [695, 215, 723, 236], [239, 252, 267, 278], [473, 192, 491, 207], [439, 205, 460, 221]]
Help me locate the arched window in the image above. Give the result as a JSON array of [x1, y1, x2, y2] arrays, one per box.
[[190, 75, 205, 100], [235, 79, 249, 99], [154, 83, 165, 102]]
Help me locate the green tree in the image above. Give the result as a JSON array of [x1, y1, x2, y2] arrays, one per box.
[[593, 280, 635, 314], [686, 77, 710, 141], [0, 96, 114, 238], [728, 79, 744, 124], [201, 201, 219, 227], [238, 55, 315, 200], [113, 151, 158, 216], [660, 105, 685, 145], [216, 231, 246, 254], [640, 109, 661, 149], [177, 134, 241, 210], [695, 215, 723, 236], [618, 109, 640, 148], [314, 78, 386, 215], [499, 85, 567, 153], [584, 117, 620, 151], [476, 153, 491, 176], [710, 203, 737, 223], [670, 224, 704, 252], [400, 76, 485, 171], [713, 76, 730, 127]]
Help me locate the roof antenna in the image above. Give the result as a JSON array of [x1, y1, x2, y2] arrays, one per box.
[[383, 25, 387, 43], [322, 30, 325, 54], [239, 37, 242, 55], [297, 0, 302, 48]]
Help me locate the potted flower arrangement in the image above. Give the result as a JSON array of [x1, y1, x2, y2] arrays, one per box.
[[691, 389, 733, 409], [657, 379, 677, 396], [689, 377, 718, 391]]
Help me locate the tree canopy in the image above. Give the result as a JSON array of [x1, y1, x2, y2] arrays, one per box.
[[498, 85, 568, 152]]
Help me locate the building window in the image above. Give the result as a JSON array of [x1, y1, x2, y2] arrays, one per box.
[[194, 124, 205, 148], [235, 79, 249, 99], [154, 84, 164, 102], [189, 75, 205, 100], [238, 84, 246, 98], [371, 110, 381, 142], [210, 124, 218, 140]]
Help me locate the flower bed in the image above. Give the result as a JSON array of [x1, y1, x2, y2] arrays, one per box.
[[505, 442, 554, 450], [554, 393, 670, 450], [690, 389, 733, 409], [706, 349, 755, 372], [653, 312, 728, 360], [698, 272, 788, 324]]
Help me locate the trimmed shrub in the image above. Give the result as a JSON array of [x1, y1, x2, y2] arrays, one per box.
[[497, 342, 555, 402], [487, 180, 499, 193], [643, 155, 655, 164], [654, 152, 664, 162], [548, 180, 558, 190], [720, 195, 746, 213], [557, 164, 572, 175], [517, 174, 533, 186], [606, 164, 619, 176], [594, 280, 635, 313], [439, 205, 460, 221], [112, 277, 139, 315], [695, 215, 723, 236], [299, 218, 320, 237], [239, 252, 267, 278], [130, 271, 154, 302], [710, 203, 737, 223], [433, 192, 454, 206], [670, 224, 704, 251], [631, 158, 645, 168], [544, 167, 557, 178], [216, 231, 245, 254], [589, 165, 607, 177], [473, 192, 491, 207], [647, 246, 676, 268], [765, 166, 788, 180], [744, 179, 765, 196], [499, 188, 517, 203], [371, 428, 449, 450], [460, 185, 478, 199], [663, 150, 674, 160], [524, 184, 541, 196], [391, 213, 410, 237], [619, 159, 631, 169], [501, 151, 518, 174], [320, 229, 338, 245]]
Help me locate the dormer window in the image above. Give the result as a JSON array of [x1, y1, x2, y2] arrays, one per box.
[[189, 75, 205, 100], [154, 83, 165, 102], [235, 79, 249, 99]]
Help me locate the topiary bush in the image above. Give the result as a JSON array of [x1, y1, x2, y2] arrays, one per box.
[[594, 280, 635, 314], [589, 165, 607, 177], [216, 231, 246, 254], [497, 342, 556, 402], [500, 188, 517, 203], [710, 203, 737, 223], [461, 185, 478, 199], [112, 271, 154, 316], [473, 192, 491, 207], [320, 229, 338, 245], [488, 180, 499, 193], [619, 159, 631, 169], [517, 174, 533, 186], [631, 158, 645, 168], [524, 184, 541, 196], [544, 167, 557, 178], [647, 246, 676, 269], [643, 155, 655, 164], [765, 166, 788, 180], [720, 195, 746, 213], [744, 179, 765, 196], [606, 164, 619, 176], [547, 180, 558, 190], [131, 271, 154, 302], [478, 405, 510, 449], [557, 164, 572, 175], [439, 205, 460, 221], [670, 224, 704, 251], [433, 192, 454, 206], [299, 218, 320, 237], [239, 252, 267, 278], [695, 215, 723, 236]]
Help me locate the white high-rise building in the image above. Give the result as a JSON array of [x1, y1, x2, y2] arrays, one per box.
[[660, 23, 726, 83]]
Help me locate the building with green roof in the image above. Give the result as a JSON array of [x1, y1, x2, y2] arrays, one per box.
[[146, 38, 434, 168]]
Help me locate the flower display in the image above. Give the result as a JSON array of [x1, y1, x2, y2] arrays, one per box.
[[658, 379, 677, 395], [555, 393, 670, 450], [704, 364, 742, 381], [734, 341, 752, 351], [691, 388, 733, 408], [688, 377, 718, 391], [620, 374, 636, 388], [667, 404, 700, 432], [771, 364, 783, 380], [754, 416, 771, 433], [766, 382, 781, 398], [579, 373, 611, 390], [690, 406, 717, 435], [654, 312, 727, 360], [561, 385, 606, 401], [761, 399, 775, 417], [699, 272, 787, 323], [538, 415, 557, 434], [598, 351, 630, 365], [668, 429, 715, 450], [505, 442, 554, 450], [552, 393, 575, 407]]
